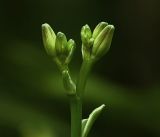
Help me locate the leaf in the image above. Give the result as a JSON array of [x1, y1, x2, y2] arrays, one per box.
[[82, 104, 105, 137], [82, 119, 88, 133]]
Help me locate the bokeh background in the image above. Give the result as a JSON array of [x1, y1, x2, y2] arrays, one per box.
[[0, 0, 160, 137]]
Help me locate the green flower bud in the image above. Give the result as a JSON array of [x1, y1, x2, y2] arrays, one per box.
[[62, 70, 76, 95], [42, 23, 76, 71], [55, 32, 76, 67], [42, 23, 56, 56], [65, 39, 76, 64], [92, 22, 108, 39], [81, 24, 94, 60], [81, 24, 92, 47], [92, 25, 115, 59], [55, 32, 68, 55], [80, 22, 115, 61]]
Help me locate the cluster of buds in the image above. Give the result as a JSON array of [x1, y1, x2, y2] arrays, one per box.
[[42, 21, 115, 137], [42, 22, 115, 95], [81, 22, 115, 61], [42, 23, 76, 95], [42, 23, 76, 71]]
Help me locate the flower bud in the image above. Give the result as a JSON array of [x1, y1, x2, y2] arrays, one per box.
[[55, 32, 76, 67], [42, 23, 56, 56], [81, 25, 94, 60], [62, 70, 76, 95], [55, 32, 68, 65], [65, 39, 76, 64], [55, 32, 68, 56], [81, 24, 92, 47], [92, 22, 108, 39], [42, 23, 76, 71], [92, 25, 115, 59]]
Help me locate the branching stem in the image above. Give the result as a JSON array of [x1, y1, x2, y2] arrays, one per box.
[[77, 60, 94, 98], [70, 59, 94, 137]]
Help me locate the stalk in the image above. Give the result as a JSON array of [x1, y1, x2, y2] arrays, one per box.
[[77, 60, 94, 98], [70, 96, 82, 137], [70, 60, 93, 137]]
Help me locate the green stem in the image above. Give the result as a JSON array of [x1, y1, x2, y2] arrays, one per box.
[[70, 96, 82, 137], [77, 60, 94, 98], [70, 59, 94, 137]]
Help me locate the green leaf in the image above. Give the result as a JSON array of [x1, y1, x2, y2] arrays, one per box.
[[82, 104, 105, 137], [82, 119, 88, 133]]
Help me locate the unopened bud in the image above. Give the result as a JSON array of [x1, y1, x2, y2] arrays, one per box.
[[55, 32, 68, 56], [92, 25, 115, 59], [55, 32, 76, 67], [42, 23, 76, 71], [81, 24, 92, 47], [62, 70, 76, 95], [65, 39, 76, 64], [81, 24, 93, 60], [42, 23, 56, 56], [92, 22, 108, 39]]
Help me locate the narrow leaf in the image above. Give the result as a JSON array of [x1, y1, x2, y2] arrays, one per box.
[[82, 119, 88, 133], [82, 104, 105, 137]]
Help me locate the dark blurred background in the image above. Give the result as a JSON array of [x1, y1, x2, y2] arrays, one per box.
[[0, 0, 160, 137]]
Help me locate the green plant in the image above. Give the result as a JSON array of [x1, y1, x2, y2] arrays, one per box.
[[41, 22, 115, 137]]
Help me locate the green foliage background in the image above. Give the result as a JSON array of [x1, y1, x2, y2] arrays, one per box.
[[0, 0, 160, 137]]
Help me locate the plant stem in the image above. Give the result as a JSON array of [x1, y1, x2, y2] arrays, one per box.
[[70, 96, 82, 137], [77, 60, 94, 98], [70, 59, 93, 137]]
